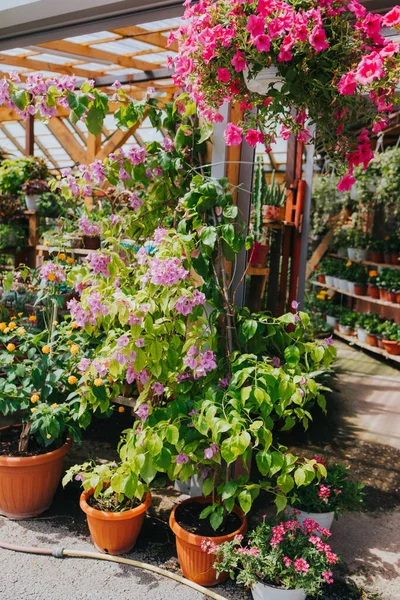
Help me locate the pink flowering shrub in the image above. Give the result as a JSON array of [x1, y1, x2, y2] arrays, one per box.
[[292, 459, 364, 518], [212, 516, 339, 595], [171, 0, 400, 189]]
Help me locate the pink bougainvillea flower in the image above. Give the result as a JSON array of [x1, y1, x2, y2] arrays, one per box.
[[176, 452, 190, 465], [224, 123, 243, 146]]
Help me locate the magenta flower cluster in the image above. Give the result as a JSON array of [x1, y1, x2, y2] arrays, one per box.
[[183, 346, 217, 379], [79, 215, 100, 238], [87, 252, 111, 277], [40, 261, 66, 284], [174, 289, 206, 315]]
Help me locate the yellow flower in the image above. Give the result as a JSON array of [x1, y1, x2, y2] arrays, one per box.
[[48, 273, 56, 282], [51, 403, 58, 409], [3, 327, 9, 334], [58, 253, 66, 261], [29, 315, 37, 322], [43, 241, 50, 246], [71, 321, 79, 329], [42, 345, 51, 354], [70, 344, 79, 355], [17, 328, 26, 335], [67, 257, 75, 265], [0, 322, 6, 331], [118, 406, 125, 413], [46, 434, 51, 440], [31, 394, 40, 404], [31, 408, 37, 413], [18, 312, 23, 317], [94, 378, 103, 387], [68, 375, 77, 385], [10, 316, 17, 321], [8, 322, 17, 330], [6, 343, 16, 352], [346, 261, 352, 267]]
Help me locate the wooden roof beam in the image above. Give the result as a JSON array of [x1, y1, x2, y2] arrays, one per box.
[[37, 40, 161, 73], [111, 26, 178, 51], [46, 117, 86, 164]]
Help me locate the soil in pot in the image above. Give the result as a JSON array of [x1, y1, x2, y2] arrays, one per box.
[[0, 425, 71, 519], [170, 496, 247, 587], [80, 490, 151, 555], [0, 425, 63, 457]]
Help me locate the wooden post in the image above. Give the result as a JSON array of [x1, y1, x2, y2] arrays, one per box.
[[25, 114, 34, 156]]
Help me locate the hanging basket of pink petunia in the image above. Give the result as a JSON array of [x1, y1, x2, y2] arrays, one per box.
[[170, 0, 400, 190]]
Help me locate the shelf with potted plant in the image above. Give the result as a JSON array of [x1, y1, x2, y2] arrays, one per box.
[[310, 280, 400, 310], [328, 253, 400, 271], [334, 329, 400, 364]]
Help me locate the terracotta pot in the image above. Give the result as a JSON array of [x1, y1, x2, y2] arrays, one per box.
[[382, 340, 400, 356], [369, 251, 383, 264], [354, 284, 367, 296], [387, 291, 397, 304], [397, 292, 400, 304], [0, 428, 71, 519], [366, 333, 378, 347], [377, 336, 384, 349], [249, 241, 269, 267], [383, 253, 392, 265], [368, 285, 380, 299], [80, 490, 152, 555], [391, 254, 399, 266], [317, 274, 326, 284], [379, 288, 388, 302], [83, 235, 101, 250], [169, 496, 247, 587]]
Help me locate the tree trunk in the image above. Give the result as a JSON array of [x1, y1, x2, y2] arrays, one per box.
[[18, 422, 32, 454]]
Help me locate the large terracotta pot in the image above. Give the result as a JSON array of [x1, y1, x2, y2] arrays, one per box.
[[387, 291, 397, 304], [169, 496, 247, 587], [382, 340, 400, 356], [354, 284, 367, 296], [377, 336, 384, 350], [0, 428, 71, 519], [80, 490, 152, 555]]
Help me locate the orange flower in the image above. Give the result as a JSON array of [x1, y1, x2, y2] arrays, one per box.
[[46, 434, 52, 440], [58, 253, 66, 261], [67, 257, 75, 265], [31, 394, 40, 404], [8, 322, 17, 330], [369, 270, 378, 277], [70, 344, 79, 355], [6, 343, 16, 352], [118, 406, 125, 413], [0, 322, 6, 331], [48, 273, 56, 282], [94, 378, 103, 387], [42, 345, 51, 354], [29, 315, 37, 322], [68, 375, 77, 385], [71, 321, 79, 329], [51, 403, 58, 409]]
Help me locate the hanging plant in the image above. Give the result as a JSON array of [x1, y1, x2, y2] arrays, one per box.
[[170, 0, 400, 190]]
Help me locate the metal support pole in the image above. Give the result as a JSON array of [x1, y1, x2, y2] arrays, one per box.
[[25, 114, 34, 156], [296, 125, 316, 307]]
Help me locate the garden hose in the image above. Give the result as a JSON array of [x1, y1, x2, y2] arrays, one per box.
[[0, 540, 229, 600]]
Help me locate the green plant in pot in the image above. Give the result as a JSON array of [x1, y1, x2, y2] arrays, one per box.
[[0, 262, 105, 519], [290, 459, 364, 530], [262, 170, 286, 223], [211, 515, 339, 600], [63, 460, 152, 555], [368, 239, 385, 264], [338, 310, 357, 335]]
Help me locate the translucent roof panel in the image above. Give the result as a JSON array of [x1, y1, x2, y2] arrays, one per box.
[[26, 53, 80, 65], [137, 18, 183, 31], [94, 39, 158, 54], [65, 31, 120, 45]]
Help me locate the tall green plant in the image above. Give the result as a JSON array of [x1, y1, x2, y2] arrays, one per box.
[[253, 156, 264, 242]]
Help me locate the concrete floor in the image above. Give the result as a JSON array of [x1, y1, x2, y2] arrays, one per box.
[[0, 340, 399, 600]]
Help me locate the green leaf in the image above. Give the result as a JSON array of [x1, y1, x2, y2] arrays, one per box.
[[284, 345, 300, 366], [221, 482, 237, 500], [256, 449, 271, 476], [210, 510, 223, 531], [270, 451, 284, 476], [277, 473, 294, 494], [294, 467, 306, 487], [147, 433, 162, 457], [200, 226, 217, 249], [202, 478, 214, 497], [241, 319, 258, 342], [198, 121, 213, 144], [275, 493, 287, 513], [166, 424, 179, 445], [238, 490, 252, 514]]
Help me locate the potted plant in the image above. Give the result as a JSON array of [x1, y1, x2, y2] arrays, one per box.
[[211, 516, 339, 600], [262, 170, 286, 223], [171, 0, 400, 191], [347, 229, 370, 263], [355, 313, 369, 344], [367, 270, 380, 299], [22, 179, 48, 211], [380, 322, 400, 356], [338, 311, 357, 336], [0, 262, 99, 519], [352, 265, 368, 296], [78, 213, 101, 250], [324, 304, 342, 330], [365, 316, 381, 347], [291, 460, 364, 530], [368, 240, 385, 264], [332, 228, 349, 258], [63, 460, 152, 554]]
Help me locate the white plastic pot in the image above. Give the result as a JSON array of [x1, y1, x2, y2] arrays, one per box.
[[295, 509, 335, 532], [338, 278, 349, 292], [347, 248, 357, 260], [325, 275, 334, 287], [326, 315, 337, 328], [356, 327, 368, 343], [252, 581, 306, 600], [354, 248, 368, 262], [338, 323, 352, 335], [243, 66, 284, 95], [347, 281, 355, 295], [332, 277, 341, 289], [25, 194, 39, 211]]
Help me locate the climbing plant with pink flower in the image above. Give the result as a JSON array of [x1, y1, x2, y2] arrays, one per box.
[[170, 0, 400, 189]]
